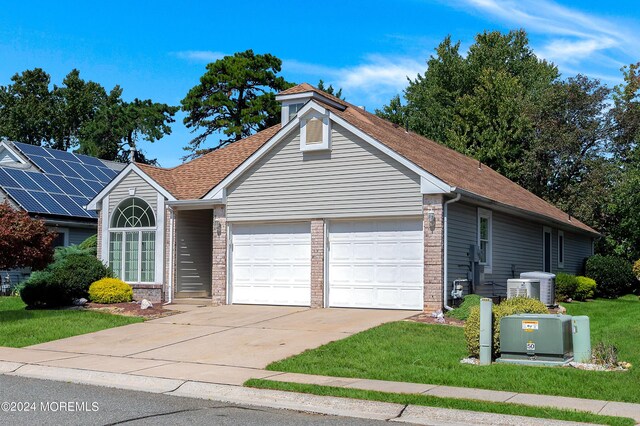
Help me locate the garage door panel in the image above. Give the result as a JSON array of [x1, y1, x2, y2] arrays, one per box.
[[231, 222, 311, 306], [329, 219, 423, 310]]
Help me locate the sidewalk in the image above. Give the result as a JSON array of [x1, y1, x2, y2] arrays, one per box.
[[1, 346, 639, 425]]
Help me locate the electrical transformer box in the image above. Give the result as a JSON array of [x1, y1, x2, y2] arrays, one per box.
[[497, 314, 573, 365]]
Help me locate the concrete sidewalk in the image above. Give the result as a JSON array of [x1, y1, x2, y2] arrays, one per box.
[[0, 346, 638, 424]]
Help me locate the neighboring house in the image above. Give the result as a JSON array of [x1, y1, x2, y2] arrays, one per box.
[[0, 140, 123, 286], [88, 84, 598, 309]]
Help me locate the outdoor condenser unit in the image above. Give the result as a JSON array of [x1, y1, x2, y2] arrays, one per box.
[[520, 272, 556, 306], [506, 279, 541, 300], [497, 314, 574, 366]]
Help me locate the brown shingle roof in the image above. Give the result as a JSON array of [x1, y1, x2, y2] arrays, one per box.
[[135, 83, 596, 235], [136, 124, 280, 199]]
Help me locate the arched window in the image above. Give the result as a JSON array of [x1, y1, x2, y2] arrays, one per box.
[[109, 198, 156, 283]]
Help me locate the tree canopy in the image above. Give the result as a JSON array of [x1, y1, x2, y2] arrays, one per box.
[[0, 202, 54, 270], [0, 68, 178, 164], [181, 50, 292, 159]]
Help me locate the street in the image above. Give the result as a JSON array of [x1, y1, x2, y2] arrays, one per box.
[[0, 375, 387, 425]]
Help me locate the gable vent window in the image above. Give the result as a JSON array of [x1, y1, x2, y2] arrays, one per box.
[[300, 114, 331, 152]]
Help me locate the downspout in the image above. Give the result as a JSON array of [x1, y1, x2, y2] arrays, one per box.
[[443, 192, 462, 311], [163, 207, 175, 305]]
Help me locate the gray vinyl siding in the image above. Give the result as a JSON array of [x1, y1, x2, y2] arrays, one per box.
[[69, 227, 97, 246], [447, 201, 594, 298], [108, 171, 158, 213], [226, 124, 422, 221], [176, 209, 212, 294]]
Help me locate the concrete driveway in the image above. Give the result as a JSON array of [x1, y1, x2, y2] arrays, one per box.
[[20, 305, 415, 385]]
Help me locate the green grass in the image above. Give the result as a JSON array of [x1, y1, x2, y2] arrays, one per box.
[[246, 379, 634, 426], [0, 296, 142, 347], [266, 295, 640, 403]]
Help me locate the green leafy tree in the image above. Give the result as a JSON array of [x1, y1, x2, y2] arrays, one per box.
[[181, 50, 293, 159], [375, 94, 404, 126], [317, 79, 344, 99]]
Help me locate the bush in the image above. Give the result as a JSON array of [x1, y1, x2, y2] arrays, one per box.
[[555, 273, 578, 302], [89, 278, 133, 304], [585, 255, 636, 298], [78, 234, 97, 254], [465, 297, 548, 358], [633, 259, 640, 281], [446, 294, 481, 320], [20, 251, 111, 308], [574, 276, 597, 301], [592, 341, 618, 366]]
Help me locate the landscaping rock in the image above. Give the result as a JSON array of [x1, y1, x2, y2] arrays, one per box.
[[557, 305, 567, 314], [140, 299, 153, 310], [72, 298, 88, 306]]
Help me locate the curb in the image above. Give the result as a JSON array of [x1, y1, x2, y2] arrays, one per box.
[[1, 361, 598, 426]]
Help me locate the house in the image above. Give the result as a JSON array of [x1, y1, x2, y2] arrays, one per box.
[[87, 84, 598, 309], [0, 140, 123, 286]]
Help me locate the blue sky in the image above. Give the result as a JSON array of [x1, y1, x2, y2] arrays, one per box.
[[1, 0, 638, 167]]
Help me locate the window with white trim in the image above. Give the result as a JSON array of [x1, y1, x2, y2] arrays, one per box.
[[109, 197, 156, 283], [288, 103, 304, 121], [477, 208, 492, 273], [558, 230, 565, 269]]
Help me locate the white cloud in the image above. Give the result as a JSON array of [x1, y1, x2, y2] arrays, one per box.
[[173, 50, 226, 62], [449, 0, 639, 73]]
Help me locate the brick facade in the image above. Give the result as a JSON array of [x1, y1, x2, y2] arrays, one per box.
[[96, 209, 102, 260], [310, 219, 325, 308], [132, 284, 163, 303], [211, 205, 227, 306], [423, 194, 445, 312]]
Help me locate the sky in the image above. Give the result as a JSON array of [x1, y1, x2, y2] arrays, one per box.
[[0, 0, 638, 167]]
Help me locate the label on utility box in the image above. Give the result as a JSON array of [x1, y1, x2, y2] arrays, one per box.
[[526, 341, 536, 351], [522, 320, 539, 332]]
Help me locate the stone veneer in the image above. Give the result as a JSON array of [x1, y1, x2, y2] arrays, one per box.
[[211, 205, 227, 306], [423, 194, 444, 312], [310, 219, 325, 308], [96, 210, 102, 260]]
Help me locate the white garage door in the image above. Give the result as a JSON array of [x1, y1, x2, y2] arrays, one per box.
[[231, 222, 311, 306], [329, 219, 423, 310]]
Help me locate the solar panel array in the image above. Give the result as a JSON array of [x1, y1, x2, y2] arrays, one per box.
[[0, 142, 119, 218]]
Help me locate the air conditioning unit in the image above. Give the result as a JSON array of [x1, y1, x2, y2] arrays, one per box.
[[507, 279, 541, 300], [520, 272, 556, 306]]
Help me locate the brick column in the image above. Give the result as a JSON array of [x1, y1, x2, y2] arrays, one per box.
[[310, 219, 325, 308], [212, 206, 227, 306], [96, 209, 102, 260], [423, 194, 444, 312]]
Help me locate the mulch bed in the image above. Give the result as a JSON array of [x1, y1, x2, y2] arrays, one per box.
[[407, 312, 465, 327], [84, 302, 177, 319]]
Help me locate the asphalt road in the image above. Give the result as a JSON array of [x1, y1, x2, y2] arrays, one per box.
[[0, 375, 388, 425]]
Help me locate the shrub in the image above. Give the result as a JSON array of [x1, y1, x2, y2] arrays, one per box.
[[89, 278, 133, 304], [20, 251, 110, 308], [555, 273, 578, 302], [446, 294, 481, 320], [585, 255, 636, 298], [465, 297, 548, 358], [592, 341, 618, 366], [78, 234, 98, 254], [633, 259, 640, 281], [574, 276, 597, 301]]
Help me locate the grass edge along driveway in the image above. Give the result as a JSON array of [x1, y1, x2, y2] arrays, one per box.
[[245, 379, 634, 426], [0, 296, 142, 348], [264, 295, 640, 404]]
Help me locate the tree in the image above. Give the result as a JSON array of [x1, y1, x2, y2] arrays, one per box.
[[0, 68, 177, 164], [317, 80, 344, 99], [375, 94, 404, 126], [0, 202, 55, 270], [181, 50, 293, 158]]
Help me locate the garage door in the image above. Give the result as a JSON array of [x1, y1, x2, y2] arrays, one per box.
[[329, 219, 423, 310], [231, 222, 311, 306]]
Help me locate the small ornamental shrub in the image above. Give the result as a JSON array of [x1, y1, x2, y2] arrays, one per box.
[[574, 276, 597, 301], [555, 273, 578, 302], [78, 234, 98, 254], [585, 255, 636, 298], [465, 297, 548, 358], [592, 341, 618, 367], [89, 278, 133, 304], [633, 259, 640, 281], [20, 271, 62, 308], [446, 294, 481, 321]]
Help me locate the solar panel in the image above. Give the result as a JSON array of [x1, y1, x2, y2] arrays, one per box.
[[51, 193, 90, 217], [0, 168, 20, 188], [4, 168, 41, 191], [47, 175, 83, 196], [4, 188, 46, 212], [83, 179, 105, 193], [66, 177, 97, 196], [49, 149, 79, 162], [84, 165, 110, 182], [51, 160, 82, 179], [72, 153, 105, 167], [12, 142, 53, 158], [30, 156, 64, 175], [34, 192, 70, 216], [25, 172, 61, 194]]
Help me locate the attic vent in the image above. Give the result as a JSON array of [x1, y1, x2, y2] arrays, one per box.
[[306, 118, 323, 145]]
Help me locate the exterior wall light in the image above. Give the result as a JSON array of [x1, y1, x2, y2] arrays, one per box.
[[427, 208, 436, 232]]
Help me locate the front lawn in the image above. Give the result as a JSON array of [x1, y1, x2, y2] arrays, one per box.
[[0, 296, 142, 347], [265, 295, 640, 403]]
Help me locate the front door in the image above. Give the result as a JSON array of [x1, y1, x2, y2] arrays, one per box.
[[176, 209, 213, 298]]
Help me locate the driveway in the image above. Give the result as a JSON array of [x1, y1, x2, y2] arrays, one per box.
[[17, 305, 415, 385]]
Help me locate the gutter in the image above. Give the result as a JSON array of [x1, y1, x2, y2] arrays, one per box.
[[443, 192, 462, 311], [165, 199, 224, 209]]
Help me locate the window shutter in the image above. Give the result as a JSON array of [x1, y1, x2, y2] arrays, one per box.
[[306, 118, 323, 144]]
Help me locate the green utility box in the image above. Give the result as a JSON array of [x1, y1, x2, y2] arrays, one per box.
[[497, 314, 573, 366]]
